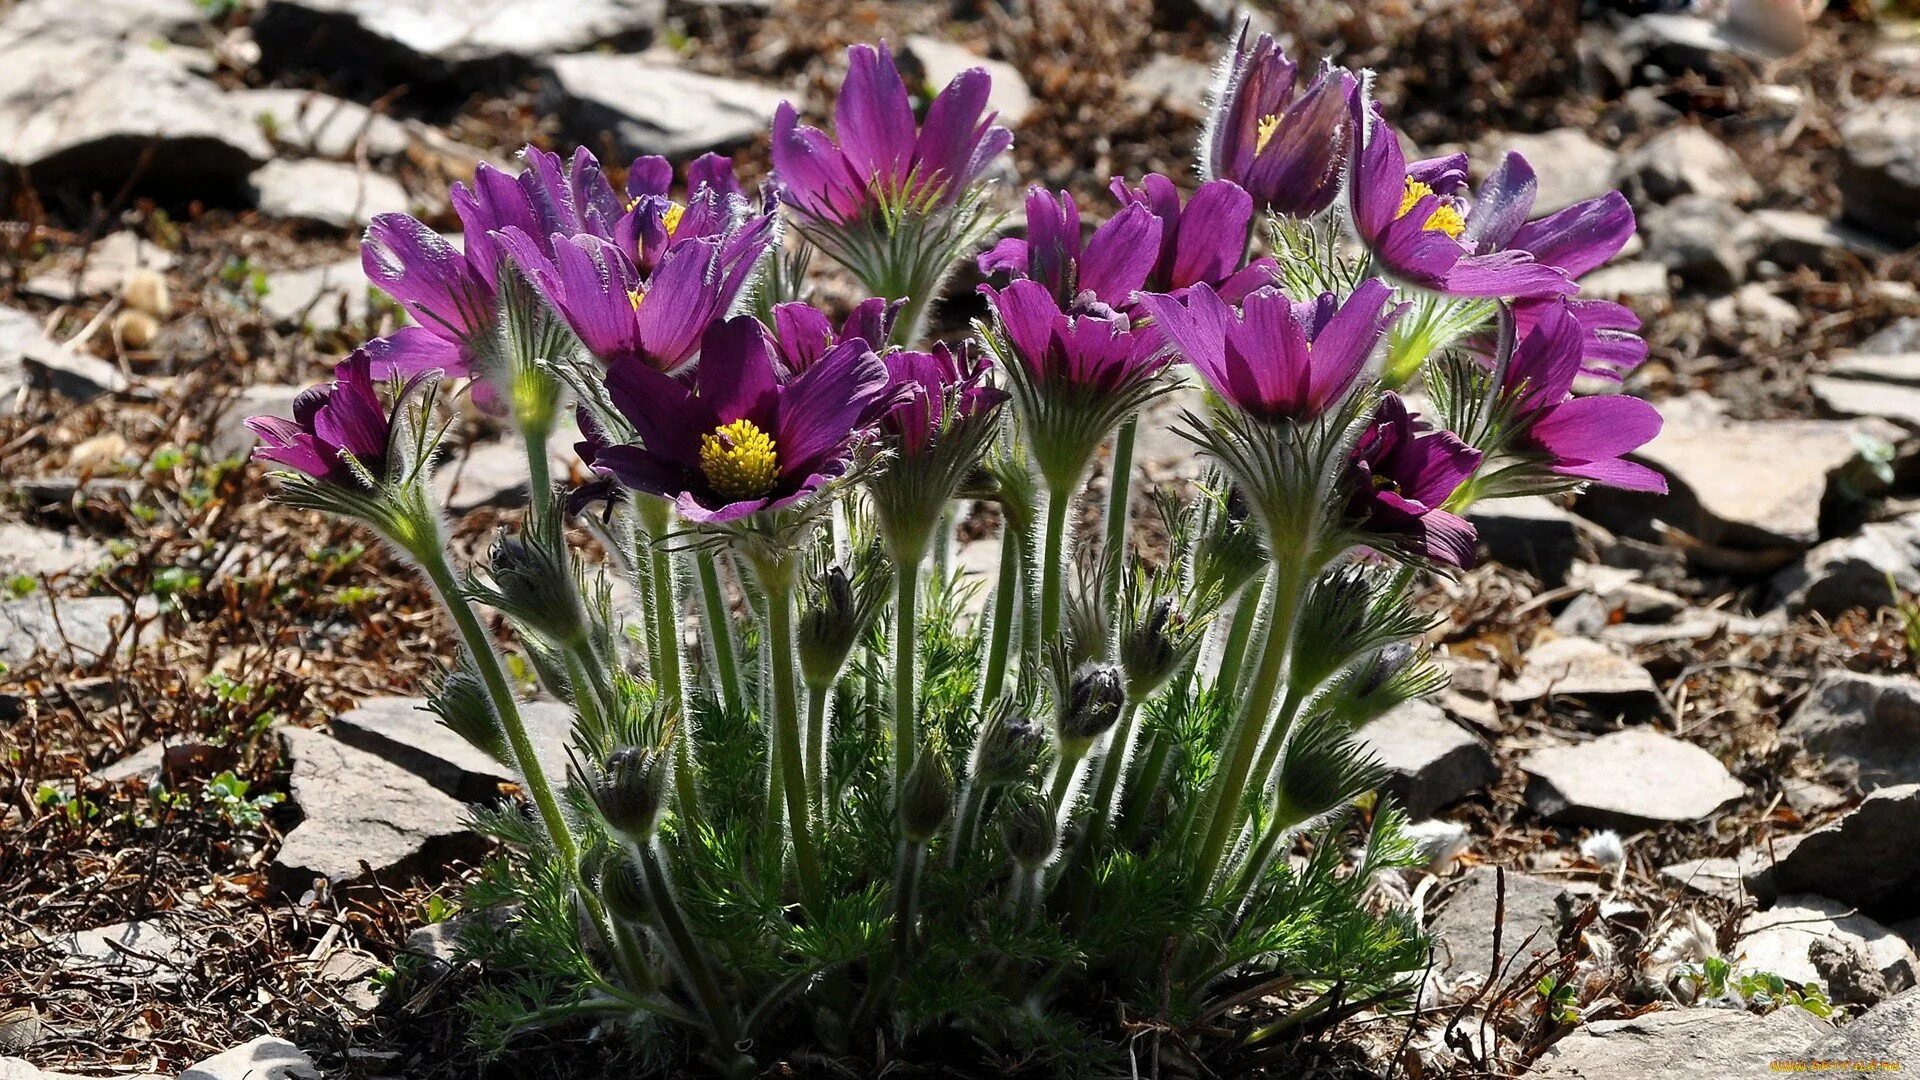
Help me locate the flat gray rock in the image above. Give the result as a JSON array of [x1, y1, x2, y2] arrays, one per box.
[[541, 53, 782, 159], [0, 594, 155, 668], [1522, 730, 1744, 829], [179, 1036, 318, 1080], [437, 431, 578, 513], [1356, 700, 1496, 819], [271, 726, 484, 890], [0, 523, 107, 581], [1803, 987, 1919, 1064], [251, 159, 410, 230], [1827, 351, 1920, 386], [1474, 129, 1618, 215], [230, 88, 412, 161], [1660, 853, 1768, 899], [1577, 260, 1671, 302], [254, 0, 665, 80], [1500, 637, 1661, 711], [1125, 54, 1212, 121], [258, 257, 376, 332], [1811, 374, 1920, 431], [1783, 671, 1920, 791], [45, 916, 191, 981], [1705, 282, 1802, 346], [1467, 496, 1605, 586], [1766, 783, 1920, 923], [1839, 99, 1920, 247], [0, 306, 128, 411], [1427, 866, 1575, 981], [1528, 1006, 1828, 1080], [903, 36, 1033, 126], [20, 230, 177, 303], [1739, 895, 1918, 997], [1750, 208, 1894, 267], [1614, 125, 1755, 205], [328, 695, 574, 802], [1639, 194, 1756, 292], [1772, 511, 1920, 616]]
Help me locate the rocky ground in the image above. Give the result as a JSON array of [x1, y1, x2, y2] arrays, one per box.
[[3, 0, 1920, 1076]]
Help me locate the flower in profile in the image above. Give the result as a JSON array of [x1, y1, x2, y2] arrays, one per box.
[[881, 341, 1007, 457], [977, 187, 1163, 311], [1135, 279, 1403, 423], [771, 297, 898, 374], [248, 350, 397, 488], [1343, 393, 1481, 567], [590, 315, 897, 523], [1347, 102, 1578, 300], [1200, 31, 1356, 219], [771, 41, 1011, 226], [1511, 297, 1646, 382], [1496, 301, 1667, 493], [1109, 174, 1277, 303]]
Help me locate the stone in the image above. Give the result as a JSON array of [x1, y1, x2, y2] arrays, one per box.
[[438, 430, 578, 513], [46, 917, 190, 979], [1500, 637, 1661, 711], [1811, 374, 1920, 431], [1838, 99, 1920, 247], [271, 726, 484, 890], [1582, 394, 1901, 552], [1772, 511, 1920, 616], [1577, 260, 1671, 302], [0, 523, 107, 581], [1552, 565, 1688, 637], [903, 36, 1033, 126], [253, 0, 666, 82], [1427, 866, 1575, 980], [0, 0, 269, 194], [1860, 318, 1920, 356], [231, 88, 413, 161], [1529, 1006, 1829, 1080], [328, 695, 574, 802], [179, 1036, 318, 1080], [258, 258, 377, 332], [251, 159, 411, 230], [1783, 671, 1920, 790], [1827, 352, 1920, 386], [1615, 126, 1755, 205], [1355, 700, 1497, 819], [0, 306, 128, 411], [1705, 283, 1801, 346], [211, 384, 307, 461], [1661, 854, 1767, 899], [1750, 209, 1894, 268], [0, 595, 154, 669], [1639, 195, 1757, 292], [1125, 54, 1212, 121], [1521, 730, 1744, 829], [20, 231, 177, 303], [1466, 496, 1603, 585], [1473, 129, 1618, 216], [1740, 895, 1918, 997], [1766, 783, 1920, 922], [1803, 987, 1920, 1064], [541, 53, 783, 160]]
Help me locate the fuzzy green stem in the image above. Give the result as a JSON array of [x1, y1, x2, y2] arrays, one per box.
[[758, 561, 827, 911], [805, 682, 830, 822], [1102, 419, 1136, 615], [890, 839, 926, 976], [635, 841, 738, 1047], [1118, 730, 1170, 846], [638, 503, 697, 826], [695, 556, 743, 715], [1076, 700, 1140, 862], [1213, 576, 1266, 696], [892, 567, 919, 796], [561, 638, 611, 746], [980, 518, 1022, 706], [521, 421, 554, 521], [948, 778, 988, 869], [1037, 483, 1072, 653]]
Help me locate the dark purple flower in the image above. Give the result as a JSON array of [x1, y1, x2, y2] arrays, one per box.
[[1499, 301, 1667, 493], [591, 315, 898, 523], [360, 215, 492, 388], [1511, 296, 1647, 382], [882, 341, 1007, 456], [771, 41, 1012, 226], [771, 297, 899, 374], [977, 186, 1163, 311], [1469, 153, 1637, 283], [1348, 102, 1578, 300], [247, 350, 394, 487], [981, 278, 1170, 396], [1344, 393, 1481, 568], [1201, 32, 1356, 218], [1109, 174, 1277, 303], [1135, 279, 1403, 423], [616, 152, 752, 275]]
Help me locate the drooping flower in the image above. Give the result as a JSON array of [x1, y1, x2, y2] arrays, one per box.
[[977, 187, 1163, 311], [770, 297, 899, 374], [770, 41, 1012, 227], [247, 350, 396, 488], [1347, 101, 1577, 300], [881, 341, 1007, 457], [590, 315, 897, 523], [1109, 174, 1277, 303], [1496, 301, 1667, 493], [1200, 31, 1356, 219], [1343, 393, 1481, 567], [983, 279, 1171, 399], [1135, 279, 1403, 423]]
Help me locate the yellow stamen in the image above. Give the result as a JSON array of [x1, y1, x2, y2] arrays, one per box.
[[628, 288, 645, 311], [698, 418, 779, 500], [663, 201, 686, 237], [1396, 178, 1466, 238], [1255, 114, 1281, 155]]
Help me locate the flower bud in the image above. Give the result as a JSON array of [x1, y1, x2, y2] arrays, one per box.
[[798, 565, 858, 687], [425, 668, 508, 766], [592, 746, 670, 843], [899, 752, 954, 844], [596, 850, 654, 924], [1058, 663, 1125, 757], [971, 710, 1043, 787], [480, 529, 586, 644], [1000, 787, 1058, 870], [1119, 597, 1183, 696]]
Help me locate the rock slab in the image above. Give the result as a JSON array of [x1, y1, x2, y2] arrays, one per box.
[[1500, 637, 1661, 712], [1522, 730, 1744, 830], [542, 53, 782, 159], [1783, 671, 1920, 791], [254, 0, 666, 81], [1356, 700, 1496, 819], [180, 1036, 318, 1080], [328, 695, 574, 802], [1839, 99, 1920, 247], [1529, 1006, 1828, 1080], [1427, 866, 1574, 981], [1773, 512, 1920, 616], [1765, 783, 1920, 923]]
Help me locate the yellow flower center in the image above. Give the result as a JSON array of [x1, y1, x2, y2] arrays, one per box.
[[627, 287, 645, 311], [1255, 114, 1281, 155], [1397, 178, 1466, 238], [698, 418, 779, 500], [663, 201, 686, 237]]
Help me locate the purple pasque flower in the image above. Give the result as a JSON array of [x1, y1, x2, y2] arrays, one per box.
[[1497, 301, 1667, 493], [1343, 393, 1482, 568], [771, 41, 1012, 226], [1135, 279, 1403, 423], [881, 341, 1007, 457], [1511, 296, 1647, 382], [497, 215, 775, 375], [977, 186, 1163, 311], [248, 350, 395, 487], [981, 278, 1171, 398], [770, 297, 898, 375], [1109, 174, 1277, 303], [1347, 101, 1577, 300], [1201, 31, 1356, 218], [591, 315, 897, 523], [618, 152, 752, 276]]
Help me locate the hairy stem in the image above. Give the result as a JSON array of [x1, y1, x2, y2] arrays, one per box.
[[1076, 700, 1140, 864], [1213, 575, 1267, 697], [1101, 419, 1136, 616], [635, 841, 738, 1047], [1036, 483, 1072, 654], [892, 567, 918, 796], [805, 682, 830, 822], [979, 516, 1022, 706], [758, 559, 826, 911], [638, 502, 697, 825], [694, 555, 743, 715]]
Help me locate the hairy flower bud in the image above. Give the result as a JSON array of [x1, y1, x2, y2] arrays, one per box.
[[971, 710, 1044, 787], [596, 849, 655, 924], [425, 668, 508, 766], [592, 747, 670, 843], [798, 565, 858, 686], [1119, 597, 1183, 696], [1000, 787, 1058, 870], [1058, 663, 1125, 757], [899, 752, 954, 843], [479, 527, 586, 644]]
